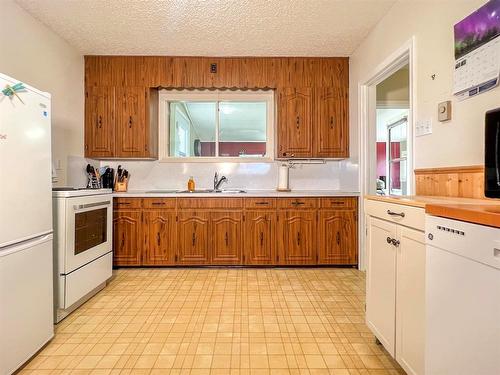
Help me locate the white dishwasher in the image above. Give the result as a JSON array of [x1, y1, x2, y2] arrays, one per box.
[[425, 215, 500, 375]]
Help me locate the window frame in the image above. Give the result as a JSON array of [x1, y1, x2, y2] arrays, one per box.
[[159, 89, 275, 162]]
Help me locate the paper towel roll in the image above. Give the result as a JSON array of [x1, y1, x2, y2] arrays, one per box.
[[278, 165, 289, 190]]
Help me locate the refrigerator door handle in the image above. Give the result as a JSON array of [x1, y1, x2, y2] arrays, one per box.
[[0, 233, 53, 257]]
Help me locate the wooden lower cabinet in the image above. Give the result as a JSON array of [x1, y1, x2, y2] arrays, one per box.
[[211, 211, 243, 264], [113, 209, 142, 266], [277, 210, 317, 265], [113, 197, 358, 267], [143, 211, 176, 265], [243, 211, 276, 265], [177, 211, 210, 264], [318, 210, 357, 265]]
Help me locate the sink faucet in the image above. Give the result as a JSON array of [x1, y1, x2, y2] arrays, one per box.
[[214, 172, 228, 191]]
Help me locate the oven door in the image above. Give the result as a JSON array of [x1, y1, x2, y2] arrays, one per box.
[[64, 195, 112, 274]]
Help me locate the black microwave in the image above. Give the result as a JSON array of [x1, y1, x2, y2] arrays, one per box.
[[485, 107, 500, 198]]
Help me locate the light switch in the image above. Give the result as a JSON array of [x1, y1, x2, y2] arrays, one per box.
[[416, 118, 433, 137], [438, 101, 452, 122]]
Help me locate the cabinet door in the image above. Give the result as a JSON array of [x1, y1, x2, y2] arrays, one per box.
[[315, 87, 349, 157], [277, 87, 313, 158], [85, 86, 114, 158], [366, 216, 397, 356], [143, 211, 176, 265], [396, 226, 426, 375], [115, 87, 147, 157], [277, 210, 316, 264], [243, 211, 275, 265], [211, 211, 243, 264], [113, 209, 142, 266], [177, 211, 210, 264], [318, 210, 357, 265]]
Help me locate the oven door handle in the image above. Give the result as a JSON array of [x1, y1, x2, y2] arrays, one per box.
[[73, 200, 111, 210]]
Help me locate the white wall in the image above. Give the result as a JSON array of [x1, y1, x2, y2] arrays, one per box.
[[350, 0, 499, 169], [0, 0, 84, 185]]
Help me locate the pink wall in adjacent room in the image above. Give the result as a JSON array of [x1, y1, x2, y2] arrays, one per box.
[[376, 142, 386, 178], [376, 142, 401, 184]]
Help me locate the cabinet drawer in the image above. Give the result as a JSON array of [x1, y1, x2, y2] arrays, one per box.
[[364, 199, 425, 231], [244, 198, 276, 209], [113, 198, 142, 209], [142, 198, 176, 209], [178, 198, 243, 209], [277, 198, 318, 209], [320, 197, 357, 210]]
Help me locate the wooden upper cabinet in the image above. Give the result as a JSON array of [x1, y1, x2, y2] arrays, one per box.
[[318, 210, 357, 265], [277, 210, 316, 264], [115, 87, 147, 157], [277, 87, 313, 158], [243, 211, 275, 265], [143, 211, 176, 265], [177, 211, 210, 264], [85, 86, 115, 158], [211, 211, 243, 264], [315, 87, 349, 158], [85, 86, 158, 159], [113, 209, 142, 266]]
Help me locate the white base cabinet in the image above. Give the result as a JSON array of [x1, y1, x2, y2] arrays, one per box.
[[365, 199, 426, 375]]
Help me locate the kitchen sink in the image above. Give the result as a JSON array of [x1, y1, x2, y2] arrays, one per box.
[[217, 189, 247, 194]]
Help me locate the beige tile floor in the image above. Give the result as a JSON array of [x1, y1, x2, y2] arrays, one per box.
[[21, 268, 404, 375]]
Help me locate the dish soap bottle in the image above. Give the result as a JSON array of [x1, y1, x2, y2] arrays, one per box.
[[187, 176, 195, 192]]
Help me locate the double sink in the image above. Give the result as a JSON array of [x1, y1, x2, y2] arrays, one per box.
[[145, 189, 247, 194]]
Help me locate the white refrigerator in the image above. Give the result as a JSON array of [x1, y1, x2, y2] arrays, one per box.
[[0, 73, 54, 375]]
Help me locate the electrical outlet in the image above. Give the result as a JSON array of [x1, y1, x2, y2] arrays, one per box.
[[416, 118, 433, 137]]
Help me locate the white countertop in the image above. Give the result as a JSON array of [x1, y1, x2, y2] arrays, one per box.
[[114, 190, 360, 198]]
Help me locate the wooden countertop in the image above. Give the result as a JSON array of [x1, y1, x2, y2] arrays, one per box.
[[426, 204, 500, 229], [365, 195, 500, 228]]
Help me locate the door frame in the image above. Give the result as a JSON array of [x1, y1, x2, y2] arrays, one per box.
[[357, 37, 417, 270]]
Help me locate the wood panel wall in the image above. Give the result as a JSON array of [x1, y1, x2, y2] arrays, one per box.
[[84, 56, 349, 89], [415, 165, 485, 199]]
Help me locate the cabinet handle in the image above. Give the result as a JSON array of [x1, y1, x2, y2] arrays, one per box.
[[386, 237, 393, 244], [392, 239, 400, 247], [336, 232, 340, 246], [225, 232, 229, 246], [296, 116, 300, 129], [157, 232, 160, 246], [260, 232, 264, 247], [387, 210, 405, 218], [330, 116, 334, 129], [128, 116, 132, 128], [255, 202, 269, 205], [192, 233, 196, 246], [121, 233, 125, 249], [151, 202, 166, 206], [297, 232, 301, 246], [115, 202, 130, 205], [292, 201, 305, 206], [97, 115, 102, 129]]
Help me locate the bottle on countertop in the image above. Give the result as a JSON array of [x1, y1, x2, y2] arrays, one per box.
[[187, 176, 195, 192]]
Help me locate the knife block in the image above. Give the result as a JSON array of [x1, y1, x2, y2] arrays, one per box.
[[114, 177, 128, 192]]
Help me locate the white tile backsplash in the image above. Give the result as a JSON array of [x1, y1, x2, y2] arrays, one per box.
[[97, 160, 360, 192]]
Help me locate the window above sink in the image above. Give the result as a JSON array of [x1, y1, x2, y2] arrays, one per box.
[[159, 89, 275, 162]]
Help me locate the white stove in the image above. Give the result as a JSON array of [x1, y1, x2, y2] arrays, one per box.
[[52, 187, 113, 322], [52, 188, 112, 198]]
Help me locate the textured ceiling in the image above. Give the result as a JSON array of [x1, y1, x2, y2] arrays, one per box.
[[15, 0, 396, 56]]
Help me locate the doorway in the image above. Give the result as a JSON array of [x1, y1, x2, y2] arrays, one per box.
[[375, 66, 410, 195]]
